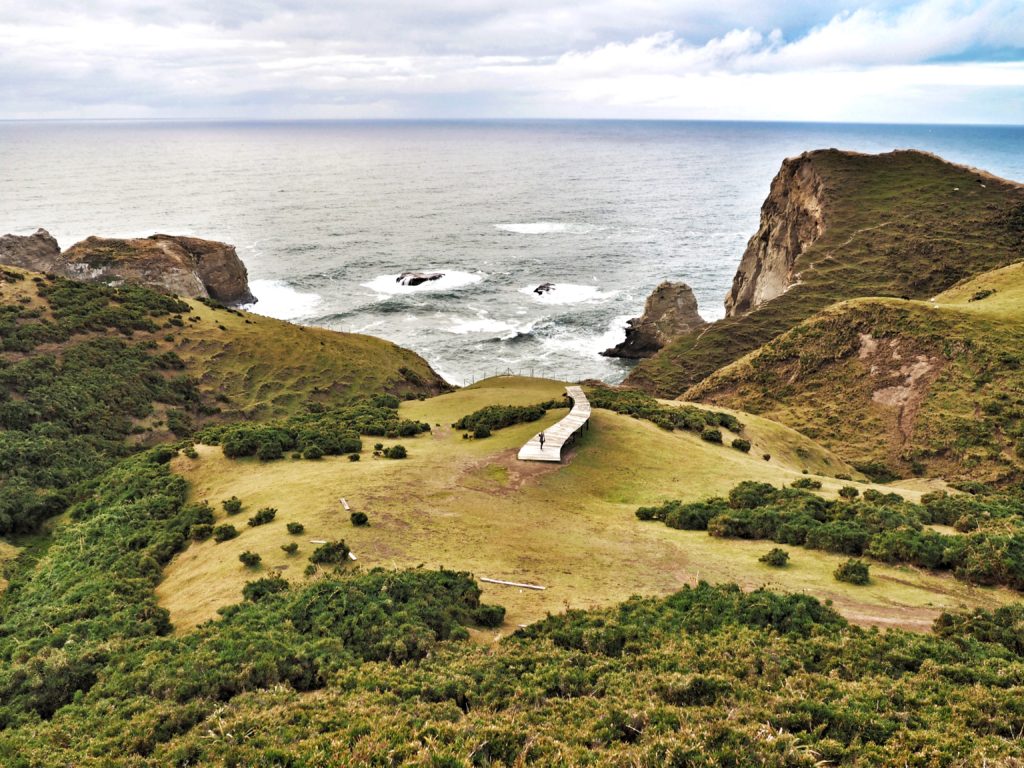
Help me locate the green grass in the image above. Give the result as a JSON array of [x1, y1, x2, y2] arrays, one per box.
[[628, 150, 1024, 397], [161, 377, 1012, 634], [688, 261, 1024, 483]]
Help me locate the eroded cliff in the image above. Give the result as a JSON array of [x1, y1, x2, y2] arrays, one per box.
[[603, 282, 707, 359]]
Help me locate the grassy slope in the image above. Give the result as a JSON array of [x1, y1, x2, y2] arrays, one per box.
[[627, 150, 1024, 397], [159, 377, 1012, 635], [688, 261, 1024, 483]]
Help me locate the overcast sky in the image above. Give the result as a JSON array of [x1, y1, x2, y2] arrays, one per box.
[[1, 0, 1022, 123]]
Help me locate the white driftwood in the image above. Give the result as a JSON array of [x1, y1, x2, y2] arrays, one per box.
[[480, 577, 546, 591]]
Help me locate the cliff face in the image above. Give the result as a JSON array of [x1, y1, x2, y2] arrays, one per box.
[[603, 282, 707, 359], [60, 234, 255, 304], [0, 229, 62, 272], [724, 153, 827, 317]]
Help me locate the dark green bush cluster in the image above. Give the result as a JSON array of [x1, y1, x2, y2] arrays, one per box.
[[239, 551, 262, 568], [638, 481, 1024, 590], [221, 496, 242, 515], [383, 444, 407, 459], [309, 540, 351, 566], [212, 524, 239, 542], [286, 522, 305, 535], [452, 399, 563, 435], [247, 507, 277, 527], [834, 558, 870, 584], [351, 511, 369, 526], [791, 477, 822, 490], [198, 400, 430, 461], [587, 385, 742, 434], [759, 547, 790, 567]]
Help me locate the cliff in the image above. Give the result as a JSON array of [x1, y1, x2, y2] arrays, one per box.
[[0, 230, 255, 304], [626, 149, 1024, 397], [61, 234, 255, 304], [603, 282, 707, 358], [724, 154, 826, 317]]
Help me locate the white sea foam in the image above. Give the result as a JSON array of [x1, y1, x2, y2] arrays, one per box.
[[244, 279, 322, 320], [518, 283, 618, 304], [494, 222, 593, 235], [539, 314, 633, 357], [362, 270, 483, 295], [445, 313, 536, 338]]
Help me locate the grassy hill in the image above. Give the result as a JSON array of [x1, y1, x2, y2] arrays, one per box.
[[0, 267, 446, 535], [627, 150, 1024, 397], [161, 377, 1008, 634], [688, 261, 1024, 484]]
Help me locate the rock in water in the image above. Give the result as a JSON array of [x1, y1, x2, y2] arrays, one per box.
[[534, 282, 555, 295], [603, 282, 707, 359], [397, 271, 444, 286], [0, 229, 62, 272], [724, 152, 826, 317], [59, 234, 255, 304]]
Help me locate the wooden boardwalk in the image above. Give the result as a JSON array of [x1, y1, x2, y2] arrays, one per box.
[[517, 385, 591, 462]]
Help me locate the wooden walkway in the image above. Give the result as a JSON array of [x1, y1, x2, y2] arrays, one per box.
[[517, 385, 591, 462]]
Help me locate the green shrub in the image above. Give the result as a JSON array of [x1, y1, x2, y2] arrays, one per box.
[[731, 438, 751, 452], [792, 478, 822, 490], [759, 548, 790, 567], [348, 453, 360, 462], [303, 444, 324, 460], [257, 440, 284, 461], [700, 428, 723, 444], [239, 551, 262, 568], [385, 444, 407, 459], [473, 425, 492, 439], [473, 604, 506, 627], [834, 558, 870, 585], [248, 507, 277, 527], [242, 575, 288, 602], [189, 523, 213, 541], [281, 542, 299, 555], [350, 511, 369, 526], [286, 522, 305, 535], [453, 400, 561, 434], [838, 486, 860, 500], [310, 540, 351, 566], [212, 524, 239, 542], [222, 496, 243, 515]]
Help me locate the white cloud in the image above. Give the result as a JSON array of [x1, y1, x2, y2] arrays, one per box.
[[0, 0, 1021, 122]]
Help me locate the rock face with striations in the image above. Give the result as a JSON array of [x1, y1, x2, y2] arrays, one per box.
[[724, 152, 827, 317], [0, 229, 62, 272], [0, 230, 255, 305], [603, 282, 707, 359]]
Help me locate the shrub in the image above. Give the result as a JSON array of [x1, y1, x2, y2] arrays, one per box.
[[222, 496, 243, 515], [792, 478, 822, 490], [213, 524, 239, 542], [351, 511, 369, 526], [385, 444, 407, 459], [834, 558, 870, 585], [474, 604, 506, 627], [189, 523, 213, 541], [248, 507, 277, 527], [763, 453, 771, 461], [348, 453, 360, 462], [473, 425, 492, 439], [839, 486, 860, 500], [242, 575, 288, 602], [731, 438, 751, 453], [286, 522, 305, 535], [256, 440, 284, 461], [151, 446, 178, 464], [281, 542, 299, 555], [759, 548, 790, 567], [700, 428, 723, 444], [310, 540, 351, 566], [182, 445, 199, 459], [303, 444, 324, 460], [239, 550, 262, 568], [373, 442, 384, 451]]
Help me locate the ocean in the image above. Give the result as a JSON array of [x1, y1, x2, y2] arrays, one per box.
[[2, 120, 1022, 385]]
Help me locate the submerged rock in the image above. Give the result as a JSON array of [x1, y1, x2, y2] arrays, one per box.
[[603, 282, 707, 359], [397, 271, 444, 286], [534, 282, 555, 295]]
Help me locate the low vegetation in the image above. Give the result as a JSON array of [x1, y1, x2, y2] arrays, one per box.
[[586, 385, 742, 433], [452, 398, 565, 436]]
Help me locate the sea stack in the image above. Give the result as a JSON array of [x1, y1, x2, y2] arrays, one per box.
[[603, 281, 707, 359]]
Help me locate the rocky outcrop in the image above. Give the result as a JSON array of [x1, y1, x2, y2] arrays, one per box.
[[60, 235, 254, 304], [397, 271, 444, 287], [724, 153, 827, 317], [0, 229, 62, 272], [603, 282, 707, 359]]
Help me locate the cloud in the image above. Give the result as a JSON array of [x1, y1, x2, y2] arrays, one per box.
[[0, 0, 1021, 122]]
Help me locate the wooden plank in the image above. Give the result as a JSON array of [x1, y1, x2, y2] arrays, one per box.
[[340, 497, 351, 511], [480, 577, 546, 591]]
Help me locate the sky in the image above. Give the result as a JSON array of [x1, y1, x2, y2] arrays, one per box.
[[1, 0, 1022, 124]]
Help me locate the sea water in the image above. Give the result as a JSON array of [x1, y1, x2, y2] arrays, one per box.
[[2, 119, 1022, 385]]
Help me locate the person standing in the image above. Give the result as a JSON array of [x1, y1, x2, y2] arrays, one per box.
[[538, 431, 546, 450]]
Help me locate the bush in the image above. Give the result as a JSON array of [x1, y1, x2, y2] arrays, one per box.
[[286, 522, 305, 535], [189, 523, 213, 541], [310, 540, 351, 566], [384, 445, 407, 459], [242, 575, 288, 602], [351, 511, 369, 526], [474, 604, 506, 627], [222, 496, 243, 515], [212, 524, 239, 542], [731, 438, 751, 453], [281, 542, 299, 555], [791, 478, 822, 490], [838, 486, 860, 500], [303, 444, 324, 460], [248, 507, 277, 527], [348, 453, 360, 462], [759, 548, 790, 567], [473, 425, 492, 439], [256, 440, 284, 461], [239, 551, 262, 568], [700, 428, 723, 444], [763, 453, 771, 461], [834, 558, 870, 585]]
